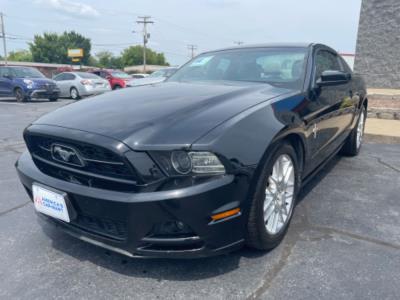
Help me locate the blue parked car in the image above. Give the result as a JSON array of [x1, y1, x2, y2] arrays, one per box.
[[0, 66, 60, 102]]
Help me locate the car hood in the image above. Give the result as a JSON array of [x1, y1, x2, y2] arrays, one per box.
[[33, 81, 290, 150], [130, 77, 166, 86]]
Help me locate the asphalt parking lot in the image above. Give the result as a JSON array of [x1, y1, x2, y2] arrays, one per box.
[[1, 98, 400, 300]]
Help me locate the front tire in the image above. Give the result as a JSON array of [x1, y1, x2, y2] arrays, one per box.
[[246, 142, 299, 250], [341, 106, 366, 156], [48, 97, 58, 102], [15, 88, 27, 102]]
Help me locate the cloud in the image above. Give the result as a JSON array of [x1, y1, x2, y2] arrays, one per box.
[[36, 0, 100, 17]]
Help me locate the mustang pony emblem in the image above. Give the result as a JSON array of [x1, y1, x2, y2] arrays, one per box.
[[51, 144, 84, 167]]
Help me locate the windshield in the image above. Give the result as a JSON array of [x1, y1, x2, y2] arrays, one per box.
[[77, 72, 101, 79], [168, 48, 307, 89], [110, 71, 131, 79], [10, 67, 45, 78]]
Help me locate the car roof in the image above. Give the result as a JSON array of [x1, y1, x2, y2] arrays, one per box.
[[203, 43, 338, 55]]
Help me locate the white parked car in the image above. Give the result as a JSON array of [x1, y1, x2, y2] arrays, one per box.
[[53, 72, 111, 100], [131, 73, 148, 79], [127, 67, 178, 87]]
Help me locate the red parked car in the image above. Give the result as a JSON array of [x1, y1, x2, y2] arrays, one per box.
[[89, 69, 132, 90]]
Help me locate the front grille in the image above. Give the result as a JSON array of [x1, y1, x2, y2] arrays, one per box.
[[25, 134, 139, 191], [37, 83, 57, 89]]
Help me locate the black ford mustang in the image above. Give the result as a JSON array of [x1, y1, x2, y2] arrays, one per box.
[[16, 43, 367, 258]]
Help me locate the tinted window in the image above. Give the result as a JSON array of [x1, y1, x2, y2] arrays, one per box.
[[168, 48, 308, 89], [53, 73, 65, 81], [64, 73, 76, 80], [314, 50, 341, 80], [0, 67, 11, 77], [9, 67, 45, 78]]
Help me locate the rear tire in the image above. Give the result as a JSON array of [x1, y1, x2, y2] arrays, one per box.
[[246, 142, 300, 250], [341, 106, 366, 156], [15, 88, 27, 102], [113, 85, 121, 90], [70, 87, 80, 100], [49, 97, 58, 102]]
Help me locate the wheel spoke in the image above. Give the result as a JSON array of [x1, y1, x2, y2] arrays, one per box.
[[278, 210, 285, 223], [264, 203, 275, 222], [272, 211, 279, 232]]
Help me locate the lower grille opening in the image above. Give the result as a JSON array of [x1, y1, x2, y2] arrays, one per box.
[[140, 221, 203, 252], [142, 242, 204, 252], [73, 214, 128, 241]]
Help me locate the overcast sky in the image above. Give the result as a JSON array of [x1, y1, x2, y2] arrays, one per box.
[[2, 0, 362, 65]]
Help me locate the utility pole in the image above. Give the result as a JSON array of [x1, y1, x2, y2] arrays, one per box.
[[136, 16, 153, 73], [0, 13, 7, 65], [234, 41, 244, 46], [187, 44, 197, 59]]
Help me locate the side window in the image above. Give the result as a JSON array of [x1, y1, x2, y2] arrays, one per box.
[[64, 73, 75, 80], [314, 50, 341, 81], [53, 73, 65, 81], [0, 67, 6, 77], [101, 72, 108, 78]]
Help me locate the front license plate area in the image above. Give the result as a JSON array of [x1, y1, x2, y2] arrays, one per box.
[[32, 184, 70, 223]]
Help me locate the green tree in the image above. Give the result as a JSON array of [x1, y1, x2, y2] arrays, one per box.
[[7, 49, 33, 62], [29, 31, 92, 64], [95, 51, 123, 69], [121, 46, 168, 66]]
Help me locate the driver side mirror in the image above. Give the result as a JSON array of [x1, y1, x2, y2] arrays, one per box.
[[316, 70, 351, 86]]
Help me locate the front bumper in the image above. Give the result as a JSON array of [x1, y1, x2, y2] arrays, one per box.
[[28, 88, 60, 98], [16, 151, 249, 258]]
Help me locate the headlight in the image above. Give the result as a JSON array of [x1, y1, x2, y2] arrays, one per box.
[[189, 152, 226, 174], [171, 151, 192, 174], [151, 151, 226, 176], [23, 79, 33, 88]]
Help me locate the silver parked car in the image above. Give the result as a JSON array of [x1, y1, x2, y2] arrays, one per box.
[[53, 72, 111, 100], [127, 67, 178, 87]]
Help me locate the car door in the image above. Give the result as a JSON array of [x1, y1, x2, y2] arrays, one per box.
[[304, 48, 353, 172], [0, 67, 13, 96], [53, 73, 68, 97]]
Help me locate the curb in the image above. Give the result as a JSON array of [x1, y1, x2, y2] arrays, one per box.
[[367, 109, 400, 120], [364, 134, 400, 144]]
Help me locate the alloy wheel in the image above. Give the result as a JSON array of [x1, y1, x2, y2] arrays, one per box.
[[263, 154, 295, 235], [15, 89, 24, 102]]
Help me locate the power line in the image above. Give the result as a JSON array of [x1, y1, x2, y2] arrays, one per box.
[[187, 44, 197, 59], [136, 16, 154, 72]]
